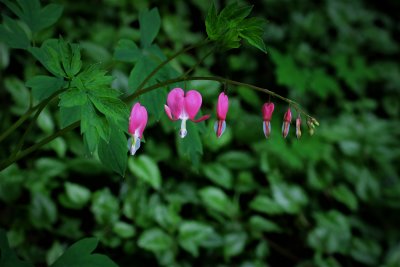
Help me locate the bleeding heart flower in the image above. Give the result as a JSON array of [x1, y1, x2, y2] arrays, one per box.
[[296, 115, 301, 139], [282, 107, 292, 138], [164, 88, 210, 138], [128, 102, 148, 155], [262, 102, 274, 138], [214, 92, 229, 138]]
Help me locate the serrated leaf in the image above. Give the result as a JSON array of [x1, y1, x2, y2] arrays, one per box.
[[59, 89, 87, 107], [29, 39, 65, 77], [114, 39, 141, 63], [139, 8, 161, 47], [50, 238, 118, 267], [58, 39, 82, 78], [219, 3, 253, 26], [59, 106, 80, 128], [2, 0, 63, 33], [239, 29, 267, 53], [205, 2, 219, 40], [89, 95, 128, 122], [128, 155, 161, 190], [26, 75, 65, 101], [0, 16, 30, 49], [98, 127, 127, 176]]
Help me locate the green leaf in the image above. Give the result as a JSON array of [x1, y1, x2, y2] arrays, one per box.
[[224, 232, 247, 258], [178, 221, 214, 257], [219, 3, 253, 26], [331, 184, 358, 211], [202, 163, 233, 189], [2, 0, 63, 33], [112, 221, 136, 239], [177, 121, 204, 166], [26, 75, 65, 101], [65, 182, 91, 207], [128, 155, 162, 190], [29, 193, 57, 229], [59, 39, 82, 78], [271, 183, 309, 214], [205, 2, 218, 40], [98, 127, 127, 176], [59, 106, 80, 128], [217, 151, 255, 170], [249, 215, 282, 233], [30, 39, 65, 77], [59, 89, 87, 107], [0, 229, 34, 267], [89, 95, 128, 122], [249, 195, 285, 215], [137, 228, 173, 253], [90, 188, 120, 225], [139, 8, 161, 47], [114, 39, 141, 63], [0, 16, 30, 49], [239, 29, 267, 53], [198, 186, 237, 217], [51, 238, 118, 267]]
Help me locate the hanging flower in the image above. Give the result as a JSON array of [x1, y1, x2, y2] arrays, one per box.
[[164, 88, 210, 138], [214, 92, 229, 138], [296, 115, 301, 139], [262, 102, 274, 138], [282, 107, 292, 138], [128, 102, 148, 155]]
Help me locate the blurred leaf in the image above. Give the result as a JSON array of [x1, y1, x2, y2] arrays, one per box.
[[137, 228, 173, 253], [128, 155, 161, 190], [113, 221, 136, 239], [217, 151, 255, 170], [0, 229, 34, 267], [91, 188, 119, 225], [114, 39, 141, 63], [0, 16, 30, 49], [2, 0, 63, 33], [139, 8, 161, 47], [65, 182, 91, 207], [177, 121, 204, 166], [271, 183, 308, 214], [178, 221, 214, 257], [331, 184, 358, 211], [224, 232, 247, 258], [249, 215, 282, 234], [51, 238, 118, 267], [198, 186, 237, 217], [202, 163, 233, 189], [249, 195, 285, 215], [29, 193, 57, 229], [350, 238, 381, 265]]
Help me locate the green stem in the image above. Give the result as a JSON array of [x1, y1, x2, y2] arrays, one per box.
[[134, 38, 209, 92], [11, 88, 67, 157], [0, 76, 316, 171], [0, 88, 66, 144]]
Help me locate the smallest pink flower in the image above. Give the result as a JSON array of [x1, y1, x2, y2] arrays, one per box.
[[214, 92, 229, 138], [296, 115, 301, 139], [282, 107, 292, 138], [262, 102, 274, 138], [128, 102, 148, 155]]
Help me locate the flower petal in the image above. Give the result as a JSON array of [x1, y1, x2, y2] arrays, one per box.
[[192, 114, 210, 123], [129, 102, 148, 137], [214, 120, 226, 138], [262, 102, 274, 121], [184, 90, 202, 120], [164, 105, 174, 120], [167, 88, 185, 119], [217, 92, 229, 120]]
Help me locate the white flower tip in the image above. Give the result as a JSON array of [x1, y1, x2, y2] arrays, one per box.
[[179, 128, 187, 138]]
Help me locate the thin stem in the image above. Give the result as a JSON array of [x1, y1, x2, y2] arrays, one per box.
[[0, 88, 67, 143], [135, 38, 209, 93], [12, 88, 67, 157], [0, 76, 316, 170], [182, 46, 215, 77], [0, 122, 79, 171]]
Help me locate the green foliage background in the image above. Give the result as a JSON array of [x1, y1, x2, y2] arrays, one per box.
[[1, 0, 400, 266]]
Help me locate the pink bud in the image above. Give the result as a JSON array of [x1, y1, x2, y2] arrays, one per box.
[[262, 102, 275, 121], [128, 102, 148, 155], [217, 92, 229, 120], [282, 107, 292, 138], [296, 116, 301, 139]]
